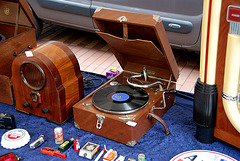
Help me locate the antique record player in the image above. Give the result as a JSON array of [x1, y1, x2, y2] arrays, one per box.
[[0, 0, 37, 105], [73, 8, 179, 146]]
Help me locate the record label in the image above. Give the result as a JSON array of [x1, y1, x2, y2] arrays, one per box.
[[92, 85, 149, 114], [112, 93, 130, 102]]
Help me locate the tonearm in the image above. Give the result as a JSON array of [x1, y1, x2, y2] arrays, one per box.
[[127, 67, 164, 89]]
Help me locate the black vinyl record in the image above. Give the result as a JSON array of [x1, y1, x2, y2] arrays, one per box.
[[92, 85, 149, 114]]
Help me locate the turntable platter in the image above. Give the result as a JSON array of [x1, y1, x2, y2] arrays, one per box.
[[92, 85, 149, 114]]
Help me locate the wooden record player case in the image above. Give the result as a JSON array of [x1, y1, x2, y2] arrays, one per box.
[[0, 0, 37, 105], [73, 8, 179, 146]]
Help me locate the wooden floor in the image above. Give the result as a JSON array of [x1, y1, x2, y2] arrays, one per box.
[[37, 23, 200, 93]]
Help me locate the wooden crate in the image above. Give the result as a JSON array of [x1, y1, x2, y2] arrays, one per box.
[[0, 0, 37, 105]]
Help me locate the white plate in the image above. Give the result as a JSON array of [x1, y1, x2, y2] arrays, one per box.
[[1, 129, 30, 149], [170, 150, 237, 161]]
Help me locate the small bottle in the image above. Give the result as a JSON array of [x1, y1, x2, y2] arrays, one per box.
[[74, 135, 80, 152], [58, 138, 74, 152], [54, 127, 63, 144]]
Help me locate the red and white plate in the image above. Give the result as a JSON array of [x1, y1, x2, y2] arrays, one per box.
[[170, 150, 237, 161]]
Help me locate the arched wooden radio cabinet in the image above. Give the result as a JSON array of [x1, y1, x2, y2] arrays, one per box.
[[12, 41, 84, 125]]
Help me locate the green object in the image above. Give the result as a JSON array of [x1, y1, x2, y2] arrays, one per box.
[[58, 138, 74, 152]]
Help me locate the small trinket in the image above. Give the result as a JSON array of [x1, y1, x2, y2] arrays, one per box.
[[30, 135, 45, 149]]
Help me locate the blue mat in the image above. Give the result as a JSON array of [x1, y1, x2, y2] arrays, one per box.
[[0, 72, 239, 161]]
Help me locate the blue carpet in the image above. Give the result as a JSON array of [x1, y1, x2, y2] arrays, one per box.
[[0, 72, 239, 161]]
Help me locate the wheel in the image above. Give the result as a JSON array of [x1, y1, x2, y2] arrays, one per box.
[[32, 11, 43, 39]]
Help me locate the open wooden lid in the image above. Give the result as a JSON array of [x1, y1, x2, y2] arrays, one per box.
[[1, 0, 36, 28], [93, 8, 179, 82]]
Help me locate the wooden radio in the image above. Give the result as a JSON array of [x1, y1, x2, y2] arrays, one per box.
[[12, 41, 84, 125], [0, 0, 37, 105]]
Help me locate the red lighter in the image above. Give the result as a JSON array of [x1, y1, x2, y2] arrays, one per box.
[[74, 135, 80, 151]]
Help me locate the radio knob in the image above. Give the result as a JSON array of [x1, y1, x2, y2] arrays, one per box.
[[42, 108, 49, 114], [23, 102, 30, 108]]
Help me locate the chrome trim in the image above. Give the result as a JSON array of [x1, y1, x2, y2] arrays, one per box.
[[229, 22, 240, 35], [222, 92, 238, 101], [20, 61, 46, 91]]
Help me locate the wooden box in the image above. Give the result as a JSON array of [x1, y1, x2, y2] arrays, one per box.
[[0, 0, 37, 105], [73, 8, 179, 146], [12, 41, 84, 125]]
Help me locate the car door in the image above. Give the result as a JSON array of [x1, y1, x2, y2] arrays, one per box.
[[90, 0, 203, 50], [28, 0, 94, 30]]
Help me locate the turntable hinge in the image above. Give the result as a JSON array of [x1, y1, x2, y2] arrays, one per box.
[[117, 16, 128, 40], [96, 114, 105, 129], [118, 16, 127, 22]]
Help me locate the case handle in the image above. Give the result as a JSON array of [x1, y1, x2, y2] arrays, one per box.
[[148, 112, 169, 135]]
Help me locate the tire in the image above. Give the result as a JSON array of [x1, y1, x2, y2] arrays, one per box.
[[32, 11, 43, 40]]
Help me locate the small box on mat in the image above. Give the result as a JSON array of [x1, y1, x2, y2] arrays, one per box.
[[73, 8, 179, 146], [0, 152, 21, 161], [106, 68, 120, 80], [0, 113, 16, 129]]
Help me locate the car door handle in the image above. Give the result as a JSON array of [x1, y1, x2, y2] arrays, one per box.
[[168, 23, 182, 29]]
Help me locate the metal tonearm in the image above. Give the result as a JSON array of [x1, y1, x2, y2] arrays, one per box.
[[127, 67, 163, 89]]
